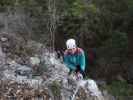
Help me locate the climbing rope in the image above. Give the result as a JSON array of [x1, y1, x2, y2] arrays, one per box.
[[48, 0, 56, 53]]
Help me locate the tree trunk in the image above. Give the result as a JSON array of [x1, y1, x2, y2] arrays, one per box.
[[127, 32, 133, 83]]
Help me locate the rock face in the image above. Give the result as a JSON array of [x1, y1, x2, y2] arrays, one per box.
[[0, 38, 114, 100], [0, 52, 106, 100], [15, 65, 32, 77], [0, 44, 5, 66]]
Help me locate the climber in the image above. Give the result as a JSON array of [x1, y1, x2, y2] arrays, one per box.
[[64, 38, 86, 79]]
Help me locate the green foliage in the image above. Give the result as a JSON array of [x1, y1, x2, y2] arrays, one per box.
[[71, 0, 87, 17], [87, 4, 98, 14], [103, 80, 133, 99], [127, 0, 133, 9], [101, 31, 128, 57], [111, 31, 128, 49], [50, 81, 61, 97], [103, 31, 128, 49], [126, 0, 133, 24], [0, 0, 16, 6], [18, 0, 37, 6], [59, 0, 88, 17]]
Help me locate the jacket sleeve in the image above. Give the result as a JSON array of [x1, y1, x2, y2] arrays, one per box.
[[64, 55, 76, 70], [79, 50, 86, 71]]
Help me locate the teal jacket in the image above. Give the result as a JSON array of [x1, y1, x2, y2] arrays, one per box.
[[64, 48, 85, 71]]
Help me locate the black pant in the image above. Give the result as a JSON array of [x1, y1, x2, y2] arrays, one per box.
[[75, 65, 85, 78]]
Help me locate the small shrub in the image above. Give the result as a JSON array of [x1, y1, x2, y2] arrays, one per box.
[[102, 80, 133, 99]]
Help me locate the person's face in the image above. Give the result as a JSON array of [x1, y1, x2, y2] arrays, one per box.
[[67, 48, 76, 54]]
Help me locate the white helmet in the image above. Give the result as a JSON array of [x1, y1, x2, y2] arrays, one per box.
[[66, 39, 76, 49]]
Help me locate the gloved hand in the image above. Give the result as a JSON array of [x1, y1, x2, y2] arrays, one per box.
[[75, 71, 83, 81], [75, 65, 85, 78]]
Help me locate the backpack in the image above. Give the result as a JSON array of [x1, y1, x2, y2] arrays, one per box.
[[88, 48, 96, 65]]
